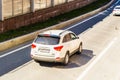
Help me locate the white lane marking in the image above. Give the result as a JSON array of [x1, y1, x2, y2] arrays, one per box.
[[0, 44, 31, 58], [1, 0, 118, 58], [76, 37, 117, 80], [65, 12, 102, 30], [110, 0, 120, 9], [115, 0, 120, 5], [0, 10, 103, 58]]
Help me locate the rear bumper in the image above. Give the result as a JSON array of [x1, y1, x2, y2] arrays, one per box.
[[31, 54, 64, 63], [113, 12, 120, 15]]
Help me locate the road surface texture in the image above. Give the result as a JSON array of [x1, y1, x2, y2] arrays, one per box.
[[0, 0, 120, 80], [1, 6, 120, 80], [0, 0, 117, 76]]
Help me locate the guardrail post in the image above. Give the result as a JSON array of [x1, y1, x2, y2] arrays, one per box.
[[66, 0, 68, 3], [51, 0, 54, 7], [0, 0, 4, 21], [31, 0, 35, 12]]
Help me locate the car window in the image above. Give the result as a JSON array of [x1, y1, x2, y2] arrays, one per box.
[[35, 36, 59, 45], [70, 33, 77, 40], [62, 34, 71, 43], [115, 7, 120, 9]]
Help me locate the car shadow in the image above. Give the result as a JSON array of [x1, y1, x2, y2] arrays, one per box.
[[38, 49, 94, 69], [113, 15, 120, 17]]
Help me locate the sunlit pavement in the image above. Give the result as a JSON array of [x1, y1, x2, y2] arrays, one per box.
[[1, 12, 120, 80]]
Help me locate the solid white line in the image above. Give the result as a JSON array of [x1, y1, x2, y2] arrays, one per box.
[[0, 44, 31, 58], [0, 10, 103, 58], [76, 37, 117, 80], [1, 0, 118, 58], [110, 0, 120, 9], [110, 6, 113, 8], [65, 12, 102, 30], [115, 0, 120, 5]]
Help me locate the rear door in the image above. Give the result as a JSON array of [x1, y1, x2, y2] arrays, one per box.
[[69, 33, 80, 53], [62, 34, 73, 55]]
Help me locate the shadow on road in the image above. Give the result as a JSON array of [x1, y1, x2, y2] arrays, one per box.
[[38, 49, 95, 69]]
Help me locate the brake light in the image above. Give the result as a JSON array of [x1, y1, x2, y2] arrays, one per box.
[[54, 46, 63, 51], [31, 44, 36, 48], [44, 34, 50, 36], [56, 57, 60, 60]]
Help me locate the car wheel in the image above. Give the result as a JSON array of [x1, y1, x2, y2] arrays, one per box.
[[78, 43, 82, 54], [34, 60, 40, 63], [63, 53, 69, 65]]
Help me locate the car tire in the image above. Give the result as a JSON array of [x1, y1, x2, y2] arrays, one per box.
[[78, 42, 82, 54], [34, 60, 40, 63], [63, 53, 69, 65]]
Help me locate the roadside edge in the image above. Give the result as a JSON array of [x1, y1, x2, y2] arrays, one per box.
[[0, 0, 114, 51]]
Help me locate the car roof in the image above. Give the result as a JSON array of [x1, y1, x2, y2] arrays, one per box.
[[39, 30, 72, 36], [115, 5, 120, 8]]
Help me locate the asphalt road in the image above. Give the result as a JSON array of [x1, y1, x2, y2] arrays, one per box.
[[1, 12, 120, 80], [81, 35, 120, 80], [0, 0, 119, 77]]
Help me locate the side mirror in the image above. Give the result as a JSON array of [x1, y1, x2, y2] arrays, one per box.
[[72, 37, 79, 40], [76, 37, 79, 39]]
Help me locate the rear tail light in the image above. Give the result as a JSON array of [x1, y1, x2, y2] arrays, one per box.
[[54, 46, 63, 51], [31, 44, 36, 48], [56, 57, 60, 60]]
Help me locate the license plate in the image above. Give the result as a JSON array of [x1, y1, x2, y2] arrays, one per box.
[[38, 48, 50, 53]]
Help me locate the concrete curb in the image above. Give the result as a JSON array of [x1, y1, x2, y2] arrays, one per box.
[[0, 0, 114, 51]]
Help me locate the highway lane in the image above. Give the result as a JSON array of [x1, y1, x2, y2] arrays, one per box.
[[64, 8, 112, 34], [0, 0, 119, 76], [78, 31, 120, 80], [1, 10, 120, 80]]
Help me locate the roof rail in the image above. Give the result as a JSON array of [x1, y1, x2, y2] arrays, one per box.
[[59, 30, 68, 35]]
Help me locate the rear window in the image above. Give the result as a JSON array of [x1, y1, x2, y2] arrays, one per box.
[[34, 35, 60, 45], [115, 7, 120, 9]]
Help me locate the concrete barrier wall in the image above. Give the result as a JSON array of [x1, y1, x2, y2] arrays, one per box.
[[0, 0, 114, 51], [0, 0, 96, 33]]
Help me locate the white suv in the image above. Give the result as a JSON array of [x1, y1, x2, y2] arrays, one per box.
[[113, 5, 120, 16], [30, 30, 82, 64]]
